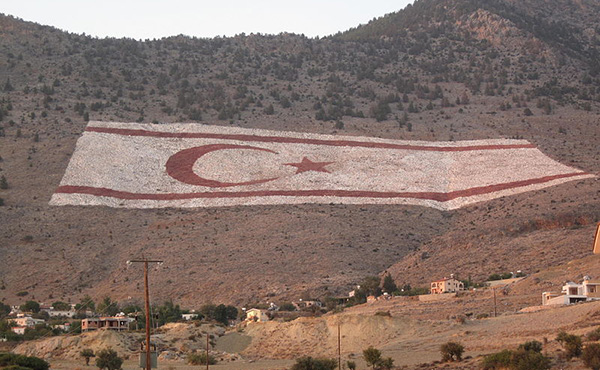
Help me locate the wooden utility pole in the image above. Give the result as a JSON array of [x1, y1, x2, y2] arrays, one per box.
[[338, 322, 341, 370], [493, 287, 497, 317], [128, 259, 163, 370], [206, 333, 210, 370]]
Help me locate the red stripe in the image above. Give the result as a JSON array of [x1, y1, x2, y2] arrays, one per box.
[[55, 172, 587, 203], [86, 126, 536, 152]]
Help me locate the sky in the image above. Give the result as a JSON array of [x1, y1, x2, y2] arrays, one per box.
[[3, 1, 414, 40]]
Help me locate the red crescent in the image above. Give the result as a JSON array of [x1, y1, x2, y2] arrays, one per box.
[[166, 144, 279, 188]]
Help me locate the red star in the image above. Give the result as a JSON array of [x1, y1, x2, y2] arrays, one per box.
[[284, 157, 334, 174]]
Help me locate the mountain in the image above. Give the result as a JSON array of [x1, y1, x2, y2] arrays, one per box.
[[0, 0, 599, 308]]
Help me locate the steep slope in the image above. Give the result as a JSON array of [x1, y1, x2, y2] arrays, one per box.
[[0, 0, 599, 308]]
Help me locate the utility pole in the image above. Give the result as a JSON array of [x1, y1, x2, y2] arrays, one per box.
[[206, 333, 210, 370], [493, 287, 497, 317], [338, 322, 341, 370], [128, 258, 163, 370]]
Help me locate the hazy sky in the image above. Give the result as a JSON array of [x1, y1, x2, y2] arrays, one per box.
[[3, 1, 415, 40]]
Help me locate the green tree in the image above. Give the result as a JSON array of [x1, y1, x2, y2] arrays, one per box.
[[363, 346, 382, 370], [583, 343, 600, 370], [557, 331, 582, 359], [81, 349, 95, 366], [20, 301, 40, 313], [382, 274, 397, 294], [76, 295, 95, 312], [95, 348, 123, 370], [155, 300, 182, 325], [291, 356, 336, 370], [279, 302, 296, 311], [0, 353, 49, 370], [0, 302, 11, 318], [52, 301, 71, 311], [441, 341, 464, 361], [97, 297, 119, 316]]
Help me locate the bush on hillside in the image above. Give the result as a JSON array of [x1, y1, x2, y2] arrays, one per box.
[[518, 340, 543, 353], [557, 331, 582, 359], [290, 356, 337, 370], [441, 341, 465, 361], [583, 343, 600, 370], [587, 328, 600, 342], [95, 348, 123, 370], [187, 352, 216, 366], [0, 353, 50, 370], [482, 348, 550, 370]]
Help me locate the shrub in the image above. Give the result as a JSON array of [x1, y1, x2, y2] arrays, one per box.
[[482, 349, 513, 370], [279, 302, 296, 311], [441, 342, 464, 361], [511, 350, 551, 370], [346, 360, 356, 370], [0, 353, 50, 370], [374, 311, 391, 317], [557, 331, 582, 359], [380, 357, 394, 370], [519, 340, 543, 353], [291, 356, 337, 370], [0, 175, 7, 189], [95, 348, 123, 370], [488, 274, 502, 281], [363, 346, 382, 369], [587, 328, 600, 342], [583, 343, 600, 370], [187, 352, 217, 365], [482, 349, 550, 370], [81, 348, 95, 366]]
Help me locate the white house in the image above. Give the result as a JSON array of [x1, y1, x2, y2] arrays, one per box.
[[13, 315, 45, 328], [182, 313, 198, 321], [430, 276, 464, 294], [542, 276, 600, 305], [11, 327, 26, 335], [245, 309, 269, 323]]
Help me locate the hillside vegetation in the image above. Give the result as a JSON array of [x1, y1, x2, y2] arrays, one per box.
[[0, 0, 599, 306]]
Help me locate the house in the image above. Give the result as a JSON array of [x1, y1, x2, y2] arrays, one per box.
[[81, 316, 134, 331], [11, 327, 26, 335], [13, 315, 45, 328], [542, 276, 600, 305], [182, 313, 198, 321], [293, 300, 322, 310], [430, 275, 464, 294], [245, 309, 269, 323], [52, 322, 71, 332], [44, 309, 76, 318]]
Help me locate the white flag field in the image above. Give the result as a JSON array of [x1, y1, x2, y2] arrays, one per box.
[[50, 121, 595, 210]]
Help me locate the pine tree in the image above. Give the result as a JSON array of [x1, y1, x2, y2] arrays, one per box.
[[382, 274, 398, 294]]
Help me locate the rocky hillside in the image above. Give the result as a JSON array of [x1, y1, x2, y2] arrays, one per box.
[[0, 0, 599, 308]]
